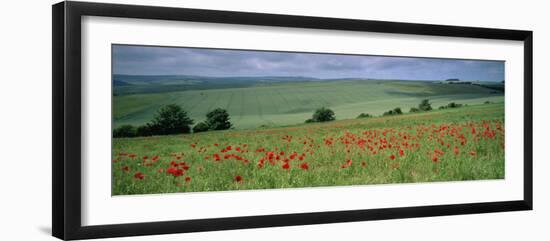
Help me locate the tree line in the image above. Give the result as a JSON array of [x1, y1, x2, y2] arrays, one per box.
[[304, 99, 464, 123], [113, 104, 232, 138]]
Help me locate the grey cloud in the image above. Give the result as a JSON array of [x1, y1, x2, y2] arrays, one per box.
[[113, 45, 504, 81]]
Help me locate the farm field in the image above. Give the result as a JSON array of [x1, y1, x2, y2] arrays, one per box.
[[114, 79, 504, 129], [112, 102, 504, 195]]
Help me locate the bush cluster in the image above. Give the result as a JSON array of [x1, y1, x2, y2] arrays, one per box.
[[194, 108, 232, 133], [356, 113, 373, 119], [305, 107, 335, 123], [113, 105, 232, 138], [438, 102, 463, 110], [383, 107, 403, 116]]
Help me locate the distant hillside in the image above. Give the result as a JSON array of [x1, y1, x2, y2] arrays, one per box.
[[114, 74, 504, 96], [113, 79, 504, 129], [113, 74, 321, 95]]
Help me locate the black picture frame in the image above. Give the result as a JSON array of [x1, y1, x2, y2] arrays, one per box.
[[52, 1, 533, 240]]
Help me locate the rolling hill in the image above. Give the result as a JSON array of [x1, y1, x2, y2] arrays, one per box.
[[113, 77, 504, 130]]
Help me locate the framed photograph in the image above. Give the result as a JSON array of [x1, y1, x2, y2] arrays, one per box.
[[52, 1, 533, 240]]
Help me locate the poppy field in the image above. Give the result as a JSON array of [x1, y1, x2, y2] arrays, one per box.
[[112, 102, 504, 195]]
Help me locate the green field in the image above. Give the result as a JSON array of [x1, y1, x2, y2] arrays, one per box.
[[112, 103, 504, 195], [114, 79, 504, 129]]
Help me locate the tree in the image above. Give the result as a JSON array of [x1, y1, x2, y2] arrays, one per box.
[[113, 125, 137, 138], [311, 107, 336, 122], [409, 107, 420, 113], [418, 99, 432, 111], [206, 108, 232, 130], [311, 107, 335, 122], [357, 113, 373, 119], [383, 107, 403, 116], [193, 122, 210, 133], [393, 107, 403, 115], [149, 104, 194, 135], [447, 102, 462, 108]]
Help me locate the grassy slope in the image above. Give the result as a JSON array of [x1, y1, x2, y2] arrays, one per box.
[[112, 103, 504, 195], [113, 80, 504, 129]]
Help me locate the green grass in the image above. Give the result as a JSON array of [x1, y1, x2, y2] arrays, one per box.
[[113, 79, 504, 129], [112, 102, 504, 195]]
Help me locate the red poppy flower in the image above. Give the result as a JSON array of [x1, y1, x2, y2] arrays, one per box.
[[235, 175, 243, 182], [432, 155, 439, 162], [399, 149, 405, 156], [300, 162, 309, 170], [167, 167, 177, 174], [282, 163, 290, 169], [185, 176, 191, 182], [390, 154, 396, 160], [167, 167, 184, 177], [121, 166, 129, 171], [133, 172, 145, 180]]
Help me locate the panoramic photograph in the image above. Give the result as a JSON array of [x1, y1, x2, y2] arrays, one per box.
[[111, 44, 505, 195]]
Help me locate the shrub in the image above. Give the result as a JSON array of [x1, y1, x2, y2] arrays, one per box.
[[193, 122, 210, 133], [440, 102, 464, 110], [382, 110, 393, 116], [409, 107, 420, 113], [383, 107, 403, 116], [447, 102, 463, 108], [149, 104, 194, 135], [206, 108, 232, 130], [357, 113, 373, 119], [393, 107, 402, 114], [418, 99, 432, 111], [304, 118, 315, 123], [311, 107, 335, 122], [113, 125, 137, 138]]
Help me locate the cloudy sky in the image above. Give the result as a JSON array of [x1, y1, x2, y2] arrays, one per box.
[[113, 45, 504, 81]]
